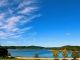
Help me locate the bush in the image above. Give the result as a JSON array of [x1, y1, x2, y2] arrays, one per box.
[[62, 49, 68, 58], [34, 53, 39, 58], [34, 54, 40, 60], [71, 49, 79, 60], [52, 49, 59, 58]]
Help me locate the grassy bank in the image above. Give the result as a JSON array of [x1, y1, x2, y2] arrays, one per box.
[[0, 58, 20, 60], [12, 56, 80, 60], [0, 58, 80, 60], [1, 56, 79, 60]]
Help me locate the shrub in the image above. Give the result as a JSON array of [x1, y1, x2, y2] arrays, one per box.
[[34, 53, 39, 58], [52, 49, 59, 59], [62, 49, 68, 58], [71, 49, 79, 60]]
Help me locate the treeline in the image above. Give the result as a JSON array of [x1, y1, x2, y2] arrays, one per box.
[[2, 45, 80, 51], [3, 46, 45, 49], [46, 45, 80, 51]]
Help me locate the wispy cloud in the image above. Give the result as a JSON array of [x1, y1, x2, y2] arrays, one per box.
[[0, 0, 8, 7], [0, 13, 5, 20], [0, 0, 41, 40], [17, 0, 36, 9], [66, 33, 71, 36], [8, 9, 13, 14], [18, 7, 38, 14], [5, 41, 16, 44]]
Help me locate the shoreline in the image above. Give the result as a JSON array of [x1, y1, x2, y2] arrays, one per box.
[[14, 56, 80, 60]]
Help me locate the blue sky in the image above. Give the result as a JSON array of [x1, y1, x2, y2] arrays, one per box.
[[0, 0, 80, 47]]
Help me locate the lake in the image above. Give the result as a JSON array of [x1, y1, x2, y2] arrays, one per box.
[[8, 49, 72, 58]]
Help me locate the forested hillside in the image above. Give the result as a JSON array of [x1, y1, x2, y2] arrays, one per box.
[[2, 45, 80, 51]]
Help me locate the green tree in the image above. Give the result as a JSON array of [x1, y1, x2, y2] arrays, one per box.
[[34, 53, 39, 58], [52, 49, 59, 59], [0, 47, 8, 58], [71, 49, 79, 60], [62, 49, 68, 58]]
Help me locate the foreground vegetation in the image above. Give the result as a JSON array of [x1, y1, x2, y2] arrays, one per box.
[[0, 46, 9, 58], [0, 58, 19, 60], [52, 49, 80, 60]]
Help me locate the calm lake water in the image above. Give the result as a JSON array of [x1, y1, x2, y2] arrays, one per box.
[[8, 49, 72, 58]]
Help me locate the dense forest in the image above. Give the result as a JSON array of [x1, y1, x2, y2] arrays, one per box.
[[2, 45, 80, 51], [4, 46, 45, 49]]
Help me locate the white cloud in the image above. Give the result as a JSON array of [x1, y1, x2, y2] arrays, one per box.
[[18, 0, 35, 9], [1, 16, 23, 31], [6, 16, 22, 23], [21, 14, 41, 23], [29, 14, 41, 20], [12, 28, 19, 32], [17, 26, 32, 34], [0, 31, 6, 37], [11, 35, 21, 38], [19, 7, 38, 14], [0, 22, 3, 26], [0, 13, 5, 20], [8, 9, 13, 14], [0, 0, 8, 7], [0, 0, 41, 40]]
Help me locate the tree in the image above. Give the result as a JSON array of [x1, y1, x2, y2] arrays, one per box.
[[0, 47, 8, 58], [52, 49, 59, 59], [62, 49, 68, 58], [71, 49, 79, 60], [34, 53, 39, 58], [62, 49, 68, 60]]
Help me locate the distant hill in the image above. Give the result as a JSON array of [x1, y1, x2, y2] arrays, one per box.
[[3, 46, 45, 49], [1, 45, 80, 51]]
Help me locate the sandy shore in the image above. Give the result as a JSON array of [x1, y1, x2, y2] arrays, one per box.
[[14, 57, 80, 60]]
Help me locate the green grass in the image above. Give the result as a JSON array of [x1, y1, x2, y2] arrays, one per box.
[[0, 59, 18, 60], [0, 58, 23, 60], [0, 58, 47, 60], [0, 58, 41, 60]]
